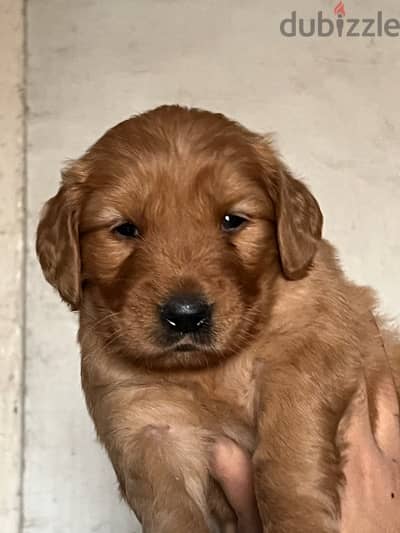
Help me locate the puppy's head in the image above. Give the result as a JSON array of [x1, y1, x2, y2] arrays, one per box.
[[37, 106, 322, 369]]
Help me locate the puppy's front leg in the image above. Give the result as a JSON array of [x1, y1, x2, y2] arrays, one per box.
[[253, 366, 343, 533], [90, 389, 213, 533], [122, 424, 211, 533]]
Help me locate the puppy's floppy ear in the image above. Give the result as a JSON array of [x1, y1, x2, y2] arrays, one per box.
[[255, 139, 323, 279], [36, 165, 84, 310], [275, 167, 323, 279]]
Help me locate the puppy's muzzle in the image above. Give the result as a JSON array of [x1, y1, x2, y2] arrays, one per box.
[[159, 293, 212, 336]]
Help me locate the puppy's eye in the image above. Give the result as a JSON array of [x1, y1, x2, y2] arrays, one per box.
[[113, 222, 140, 238], [221, 214, 248, 233]]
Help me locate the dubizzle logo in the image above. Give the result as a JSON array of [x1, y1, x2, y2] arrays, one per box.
[[280, 2, 400, 37]]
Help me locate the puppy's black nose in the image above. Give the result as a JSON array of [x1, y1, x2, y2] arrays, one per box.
[[160, 294, 211, 335]]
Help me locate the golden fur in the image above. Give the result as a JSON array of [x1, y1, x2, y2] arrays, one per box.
[[37, 105, 400, 532]]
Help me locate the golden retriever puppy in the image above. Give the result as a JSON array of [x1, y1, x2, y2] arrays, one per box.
[[36, 105, 400, 533]]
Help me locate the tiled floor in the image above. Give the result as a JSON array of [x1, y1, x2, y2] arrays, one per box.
[[1, 1, 400, 532]]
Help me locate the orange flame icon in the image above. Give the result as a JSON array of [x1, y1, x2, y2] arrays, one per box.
[[334, 1, 346, 16]]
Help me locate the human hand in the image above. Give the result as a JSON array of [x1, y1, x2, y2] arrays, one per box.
[[211, 375, 400, 532], [340, 375, 400, 533]]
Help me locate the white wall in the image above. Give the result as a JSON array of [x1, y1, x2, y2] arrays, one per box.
[[22, 1, 400, 532], [0, 1, 24, 532]]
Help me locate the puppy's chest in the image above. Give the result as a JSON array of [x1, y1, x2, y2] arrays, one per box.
[[217, 358, 257, 416], [189, 356, 259, 446]]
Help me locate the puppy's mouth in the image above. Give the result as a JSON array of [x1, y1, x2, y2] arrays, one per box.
[[173, 342, 198, 352]]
